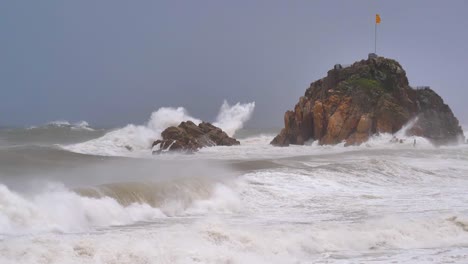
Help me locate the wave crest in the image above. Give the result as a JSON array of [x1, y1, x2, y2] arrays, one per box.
[[28, 120, 94, 131], [0, 179, 240, 236], [64, 101, 255, 156]]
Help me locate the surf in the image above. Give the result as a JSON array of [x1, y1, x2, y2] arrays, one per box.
[[63, 100, 255, 157]]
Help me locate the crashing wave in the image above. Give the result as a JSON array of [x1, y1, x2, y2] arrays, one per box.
[[0, 179, 240, 235], [214, 101, 255, 137], [71, 121, 94, 131], [28, 120, 95, 131], [63, 101, 255, 156]]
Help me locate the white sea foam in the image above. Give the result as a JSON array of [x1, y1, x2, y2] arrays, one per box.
[[2, 214, 468, 264], [64, 101, 255, 156], [0, 180, 242, 236], [192, 130, 435, 161], [63, 105, 465, 160], [1, 163, 468, 264], [2, 138, 468, 263], [0, 183, 164, 235], [28, 120, 95, 131], [4, 113, 468, 263]]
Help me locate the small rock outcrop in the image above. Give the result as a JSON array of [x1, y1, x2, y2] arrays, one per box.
[[271, 56, 464, 146], [152, 121, 239, 153]]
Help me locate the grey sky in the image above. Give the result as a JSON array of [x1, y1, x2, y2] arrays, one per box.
[[1, 0, 467, 127]]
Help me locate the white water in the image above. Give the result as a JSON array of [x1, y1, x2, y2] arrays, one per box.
[[1, 142, 468, 263], [213, 101, 255, 137], [0, 182, 243, 236], [47, 120, 94, 131], [1, 119, 468, 263], [64, 101, 255, 156], [71, 121, 94, 131], [64, 111, 433, 160], [28, 120, 95, 131], [0, 183, 163, 235]]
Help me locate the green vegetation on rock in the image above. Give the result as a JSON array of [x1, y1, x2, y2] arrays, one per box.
[[348, 78, 381, 90]]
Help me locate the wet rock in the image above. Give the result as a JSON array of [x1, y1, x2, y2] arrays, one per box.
[[152, 121, 239, 153], [271, 56, 464, 146]]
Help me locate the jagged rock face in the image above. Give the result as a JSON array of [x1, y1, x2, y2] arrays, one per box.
[[152, 121, 240, 153], [271, 57, 464, 146], [409, 89, 464, 142]]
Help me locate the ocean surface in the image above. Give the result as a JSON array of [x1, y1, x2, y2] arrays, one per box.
[[1, 104, 468, 264]]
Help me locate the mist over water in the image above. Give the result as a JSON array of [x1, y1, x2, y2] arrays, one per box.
[[0, 105, 468, 263]]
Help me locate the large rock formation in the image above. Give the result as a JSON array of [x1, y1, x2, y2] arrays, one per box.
[[271, 56, 464, 146], [152, 121, 239, 153]]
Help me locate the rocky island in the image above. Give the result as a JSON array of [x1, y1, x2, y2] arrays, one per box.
[[271, 56, 464, 146], [152, 121, 239, 153]]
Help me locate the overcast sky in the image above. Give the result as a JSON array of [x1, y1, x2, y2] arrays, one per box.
[[1, 0, 467, 127]]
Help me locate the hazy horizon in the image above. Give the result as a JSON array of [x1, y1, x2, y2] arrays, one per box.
[[1, 0, 467, 128]]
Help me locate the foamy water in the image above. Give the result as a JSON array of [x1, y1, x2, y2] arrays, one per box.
[[1, 145, 468, 263], [64, 101, 255, 156], [0, 110, 467, 263]]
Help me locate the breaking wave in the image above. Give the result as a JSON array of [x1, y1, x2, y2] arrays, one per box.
[[63, 101, 255, 156], [0, 179, 240, 236], [29, 120, 94, 131], [2, 123, 468, 263], [0, 183, 164, 235], [2, 148, 468, 263]]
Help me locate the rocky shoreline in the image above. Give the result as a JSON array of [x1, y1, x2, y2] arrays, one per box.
[[151, 56, 464, 153], [271, 56, 464, 146]]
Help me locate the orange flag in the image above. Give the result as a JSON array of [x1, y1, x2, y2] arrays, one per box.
[[376, 14, 381, 24]]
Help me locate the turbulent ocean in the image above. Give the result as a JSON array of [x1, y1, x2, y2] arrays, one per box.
[[1, 102, 468, 264]]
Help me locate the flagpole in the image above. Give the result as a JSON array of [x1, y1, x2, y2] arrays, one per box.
[[375, 21, 377, 53]]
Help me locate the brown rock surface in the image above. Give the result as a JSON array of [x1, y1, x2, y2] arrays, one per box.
[[271, 56, 464, 146], [152, 121, 240, 153]]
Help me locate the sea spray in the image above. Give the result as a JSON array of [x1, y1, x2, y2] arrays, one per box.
[[214, 101, 255, 137], [146, 107, 201, 132], [64, 101, 255, 156]]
